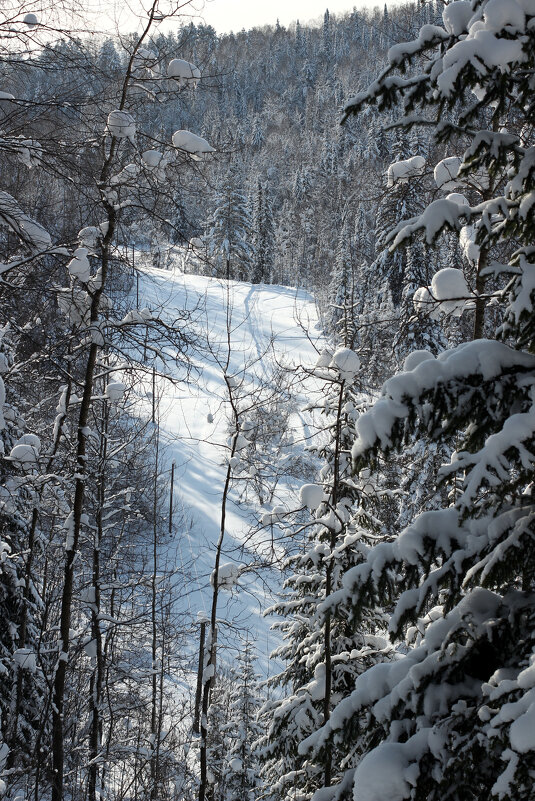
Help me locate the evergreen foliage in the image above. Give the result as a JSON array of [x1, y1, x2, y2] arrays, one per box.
[[299, 3, 535, 800], [259, 348, 392, 801], [251, 180, 275, 285], [206, 169, 253, 280]]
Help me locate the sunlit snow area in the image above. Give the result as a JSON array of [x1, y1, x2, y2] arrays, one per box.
[[132, 262, 323, 671]]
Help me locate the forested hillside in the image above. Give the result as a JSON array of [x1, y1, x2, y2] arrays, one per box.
[[0, 0, 534, 800]]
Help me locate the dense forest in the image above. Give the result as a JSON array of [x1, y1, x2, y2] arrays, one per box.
[[0, 0, 534, 799]]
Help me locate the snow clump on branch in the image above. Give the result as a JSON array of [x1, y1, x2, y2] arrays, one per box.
[[172, 130, 215, 160], [67, 248, 91, 282], [387, 155, 425, 187], [299, 483, 324, 510], [403, 350, 434, 371], [442, 0, 472, 35], [9, 434, 41, 464], [434, 157, 462, 190], [413, 268, 472, 319], [105, 382, 126, 402], [430, 268, 471, 314], [0, 191, 51, 251], [330, 347, 361, 380], [211, 562, 242, 590], [167, 59, 201, 88], [106, 110, 136, 141], [142, 150, 164, 168], [78, 226, 101, 251]]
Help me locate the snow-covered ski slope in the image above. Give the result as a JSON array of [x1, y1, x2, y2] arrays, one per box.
[[136, 266, 323, 670]]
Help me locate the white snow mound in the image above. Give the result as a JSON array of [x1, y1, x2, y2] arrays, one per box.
[[9, 434, 41, 464], [442, 1, 473, 35], [431, 267, 469, 301], [67, 248, 91, 282], [403, 350, 435, 371], [434, 157, 462, 190], [330, 347, 361, 379], [105, 382, 126, 401], [211, 562, 242, 590], [142, 150, 164, 168], [446, 192, 469, 207], [107, 110, 136, 140], [300, 483, 324, 510], [167, 59, 201, 88], [78, 226, 100, 250], [14, 648, 37, 672], [387, 155, 425, 187], [413, 286, 434, 314], [315, 348, 334, 368], [172, 130, 215, 157]]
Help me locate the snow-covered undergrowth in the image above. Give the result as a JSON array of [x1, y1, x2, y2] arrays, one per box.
[[133, 264, 323, 669]]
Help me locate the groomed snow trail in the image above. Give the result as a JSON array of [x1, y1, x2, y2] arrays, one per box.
[[136, 266, 323, 670]]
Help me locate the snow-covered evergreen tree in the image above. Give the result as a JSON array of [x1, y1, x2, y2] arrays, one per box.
[[251, 179, 275, 284], [203, 646, 263, 801], [0, 326, 44, 776], [259, 346, 392, 801], [207, 168, 253, 281], [327, 218, 356, 346], [206, 674, 233, 801], [226, 642, 263, 801], [301, 4, 535, 800], [374, 130, 425, 309]]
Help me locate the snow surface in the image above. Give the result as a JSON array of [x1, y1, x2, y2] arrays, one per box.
[[133, 265, 322, 670]]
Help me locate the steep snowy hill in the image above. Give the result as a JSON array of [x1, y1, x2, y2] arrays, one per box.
[[135, 265, 324, 671]]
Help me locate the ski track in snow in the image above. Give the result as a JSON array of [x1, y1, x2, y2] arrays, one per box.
[[243, 284, 269, 378], [134, 266, 323, 673]]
